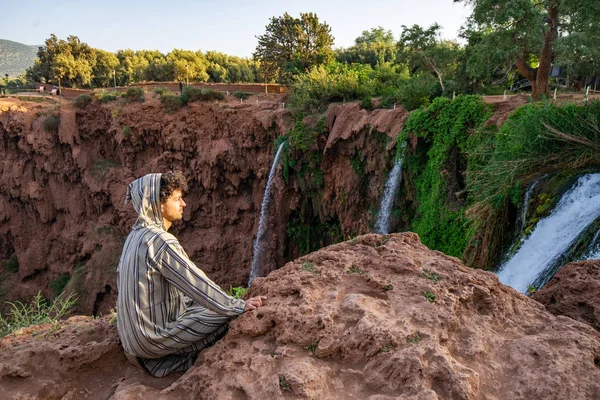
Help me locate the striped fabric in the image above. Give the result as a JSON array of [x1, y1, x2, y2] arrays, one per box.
[[117, 174, 246, 377]]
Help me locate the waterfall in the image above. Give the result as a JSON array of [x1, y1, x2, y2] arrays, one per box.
[[497, 173, 600, 293], [518, 177, 543, 234], [248, 142, 286, 286], [375, 142, 406, 235], [581, 230, 600, 260]]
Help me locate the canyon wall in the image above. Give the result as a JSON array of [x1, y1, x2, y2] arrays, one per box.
[[0, 96, 408, 315]]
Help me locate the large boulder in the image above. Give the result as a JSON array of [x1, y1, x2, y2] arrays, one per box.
[[532, 259, 600, 331]]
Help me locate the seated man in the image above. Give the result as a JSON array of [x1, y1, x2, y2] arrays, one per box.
[[117, 172, 265, 377]]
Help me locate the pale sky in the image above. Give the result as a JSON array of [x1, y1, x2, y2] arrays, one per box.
[[1, 0, 472, 57]]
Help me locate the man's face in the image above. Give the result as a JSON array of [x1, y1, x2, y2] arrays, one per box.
[[161, 189, 186, 222]]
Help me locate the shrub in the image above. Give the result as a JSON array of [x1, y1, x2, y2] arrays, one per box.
[[160, 93, 183, 112], [181, 87, 225, 105], [233, 91, 251, 100], [43, 115, 60, 133], [0, 291, 77, 338], [74, 94, 92, 108], [360, 97, 374, 111], [3, 255, 18, 273], [49, 274, 70, 296], [289, 62, 374, 112], [124, 87, 145, 103], [101, 94, 118, 103], [381, 74, 438, 111], [153, 87, 168, 96], [122, 126, 132, 137]]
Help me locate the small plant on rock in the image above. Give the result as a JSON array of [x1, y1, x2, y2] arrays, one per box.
[[43, 115, 59, 133], [0, 291, 77, 338], [420, 269, 441, 282], [380, 344, 394, 353], [279, 375, 292, 392], [301, 261, 319, 275], [228, 286, 248, 299], [422, 291, 436, 303], [406, 332, 423, 345], [347, 265, 365, 275], [3, 255, 19, 273]]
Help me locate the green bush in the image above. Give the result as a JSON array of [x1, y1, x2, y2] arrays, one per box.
[[0, 292, 77, 337], [49, 274, 70, 296], [360, 97, 375, 110], [381, 74, 437, 111], [43, 115, 60, 133], [100, 94, 118, 103], [74, 94, 92, 108], [3, 255, 18, 273], [122, 126, 132, 137], [233, 91, 251, 100], [153, 87, 168, 96], [289, 62, 374, 112], [160, 93, 183, 112], [181, 87, 225, 105], [124, 87, 145, 103]]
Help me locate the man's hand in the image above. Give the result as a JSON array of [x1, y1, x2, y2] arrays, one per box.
[[244, 296, 267, 312]]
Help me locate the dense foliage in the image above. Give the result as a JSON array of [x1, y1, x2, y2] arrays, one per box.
[[402, 95, 492, 257], [22, 35, 261, 89]]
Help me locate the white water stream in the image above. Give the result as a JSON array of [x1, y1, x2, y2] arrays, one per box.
[[248, 142, 286, 286], [497, 173, 600, 293], [375, 142, 406, 235]]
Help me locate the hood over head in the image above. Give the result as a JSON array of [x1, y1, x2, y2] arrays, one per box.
[[125, 173, 165, 230]]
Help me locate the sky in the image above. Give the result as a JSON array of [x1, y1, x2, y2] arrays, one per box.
[[1, 0, 473, 57]]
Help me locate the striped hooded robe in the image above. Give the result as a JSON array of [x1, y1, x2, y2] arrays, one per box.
[[116, 173, 246, 377]]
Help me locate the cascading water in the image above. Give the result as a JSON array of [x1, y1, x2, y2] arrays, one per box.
[[375, 142, 406, 235], [248, 142, 286, 286], [581, 230, 600, 260], [518, 177, 543, 233], [497, 173, 600, 293]]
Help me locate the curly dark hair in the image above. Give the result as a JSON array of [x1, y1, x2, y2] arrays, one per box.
[[160, 171, 188, 203]]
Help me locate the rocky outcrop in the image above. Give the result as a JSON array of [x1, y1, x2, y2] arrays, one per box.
[[2, 233, 599, 399], [532, 259, 600, 331]]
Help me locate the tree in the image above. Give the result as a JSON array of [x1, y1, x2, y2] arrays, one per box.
[[398, 24, 463, 94], [254, 12, 334, 83], [92, 49, 119, 87], [456, 0, 600, 99], [26, 34, 96, 87], [336, 26, 397, 67]]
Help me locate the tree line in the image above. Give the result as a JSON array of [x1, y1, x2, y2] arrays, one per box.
[[25, 34, 263, 88], [19, 1, 600, 100]]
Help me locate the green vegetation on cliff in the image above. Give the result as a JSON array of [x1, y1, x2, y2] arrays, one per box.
[[400, 95, 600, 269], [402, 95, 492, 257]]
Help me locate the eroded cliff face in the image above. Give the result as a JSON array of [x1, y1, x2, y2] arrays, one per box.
[[0, 96, 408, 315], [1, 234, 599, 400]]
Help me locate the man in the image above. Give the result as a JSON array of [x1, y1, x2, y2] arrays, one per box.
[[117, 172, 266, 377]]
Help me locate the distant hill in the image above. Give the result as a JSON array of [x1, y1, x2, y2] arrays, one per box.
[[0, 39, 39, 78]]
